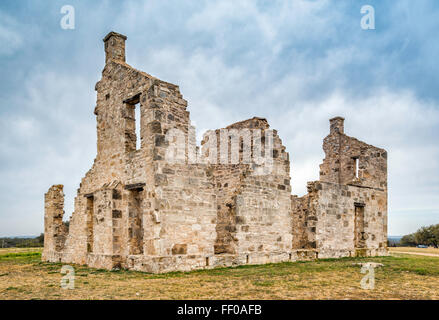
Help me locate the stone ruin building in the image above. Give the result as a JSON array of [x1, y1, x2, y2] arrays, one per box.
[[42, 32, 388, 273]]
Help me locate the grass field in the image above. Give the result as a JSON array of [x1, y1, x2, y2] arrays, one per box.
[[0, 247, 43, 255], [0, 248, 438, 300]]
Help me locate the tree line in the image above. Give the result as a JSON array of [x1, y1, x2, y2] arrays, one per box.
[[399, 224, 439, 248], [0, 222, 69, 248], [0, 234, 44, 248]]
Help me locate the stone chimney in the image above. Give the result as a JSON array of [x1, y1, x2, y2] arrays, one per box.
[[103, 31, 127, 64], [329, 116, 345, 134]]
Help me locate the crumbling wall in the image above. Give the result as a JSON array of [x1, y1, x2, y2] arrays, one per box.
[[42, 185, 68, 262], [203, 117, 293, 264], [55, 34, 158, 267], [292, 182, 387, 258], [319, 117, 387, 190], [202, 119, 266, 255], [125, 77, 218, 272], [291, 186, 318, 250], [291, 117, 388, 259], [311, 182, 387, 258]]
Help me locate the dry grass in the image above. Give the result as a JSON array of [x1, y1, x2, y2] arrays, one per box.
[[0, 249, 438, 300], [0, 247, 43, 254], [390, 247, 439, 255]]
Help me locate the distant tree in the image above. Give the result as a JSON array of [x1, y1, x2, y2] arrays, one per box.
[[414, 227, 430, 246], [431, 224, 439, 248], [414, 226, 438, 248], [36, 233, 44, 246], [400, 224, 439, 248], [400, 234, 416, 247]]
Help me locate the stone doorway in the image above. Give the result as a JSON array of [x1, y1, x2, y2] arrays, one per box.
[[354, 203, 366, 248], [128, 189, 144, 255]]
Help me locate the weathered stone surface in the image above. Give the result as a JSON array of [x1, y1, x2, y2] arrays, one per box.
[[42, 32, 388, 273], [292, 117, 388, 258], [42, 185, 68, 262]]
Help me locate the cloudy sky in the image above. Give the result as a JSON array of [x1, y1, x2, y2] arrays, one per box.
[[0, 0, 438, 237]]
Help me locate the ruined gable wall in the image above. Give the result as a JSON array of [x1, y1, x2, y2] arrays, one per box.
[[125, 79, 217, 272], [320, 134, 387, 190], [50, 61, 155, 266], [201, 119, 267, 255], [203, 118, 293, 264], [337, 134, 387, 190], [44, 32, 218, 271], [319, 118, 387, 190], [234, 130, 292, 263], [291, 117, 388, 258]]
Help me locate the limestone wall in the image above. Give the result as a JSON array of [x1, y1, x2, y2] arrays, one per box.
[[42, 185, 68, 261], [320, 117, 387, 190], [309, 182, 387, 258], [201, 117, 293, 262], [291, 116, 388, 259]]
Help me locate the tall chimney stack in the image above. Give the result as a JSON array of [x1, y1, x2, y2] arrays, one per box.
[[329, 116, 345, 134], [103, 31, 127, 64]]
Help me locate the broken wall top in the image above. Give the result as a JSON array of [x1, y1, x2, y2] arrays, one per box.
[[320, 117, 387, 190]]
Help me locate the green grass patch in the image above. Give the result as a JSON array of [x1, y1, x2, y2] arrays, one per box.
[[253, 280, 275, 287], [4, 286, 25, 293], [0, 252, 41, 258], [0, 252, 42, 264]]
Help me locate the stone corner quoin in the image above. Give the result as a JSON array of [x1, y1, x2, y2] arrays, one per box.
[[42, 31, 388, 273]]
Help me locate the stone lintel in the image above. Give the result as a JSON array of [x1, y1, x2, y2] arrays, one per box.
[[347, 183, 384, 192], [123, 93, 141, 105], [124, 183, 146, 190], [354, 202, 366, 207]]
